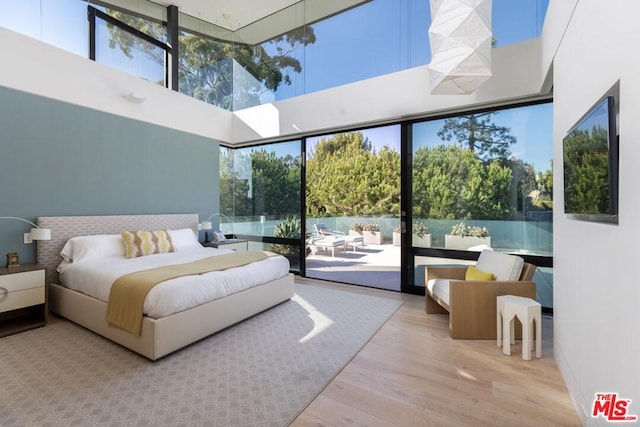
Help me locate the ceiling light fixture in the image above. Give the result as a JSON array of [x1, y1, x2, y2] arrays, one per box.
[[427, 0, 493, 95]]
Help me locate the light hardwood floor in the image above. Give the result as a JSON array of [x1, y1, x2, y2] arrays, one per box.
[[291, 277, 581, 426]]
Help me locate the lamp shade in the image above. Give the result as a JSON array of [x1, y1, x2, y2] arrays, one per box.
[[427, 0, 492, 95], [200, 213, 234, 238], [0, 216, 52, 242], [30, 227, 51, 241]]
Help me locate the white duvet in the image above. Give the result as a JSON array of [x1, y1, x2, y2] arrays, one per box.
[[58, 247, 290, 319]]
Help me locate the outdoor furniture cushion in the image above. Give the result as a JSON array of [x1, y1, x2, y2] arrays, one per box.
[[475, 249, 524, 281], [465, 265, 495, 281], [426, 279, 450, 305]]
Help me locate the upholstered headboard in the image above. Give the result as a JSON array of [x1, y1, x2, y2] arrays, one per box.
[[37, 214, 199, 285]]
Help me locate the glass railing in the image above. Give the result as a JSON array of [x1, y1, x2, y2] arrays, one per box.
[[1, 0, 549, 111]]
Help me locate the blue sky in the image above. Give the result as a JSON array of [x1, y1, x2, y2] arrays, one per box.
[[410, 103, 553, 172], [271, 0, 549, 100]]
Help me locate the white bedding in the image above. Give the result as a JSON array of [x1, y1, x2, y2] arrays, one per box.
[[58, 247, 290, 319]]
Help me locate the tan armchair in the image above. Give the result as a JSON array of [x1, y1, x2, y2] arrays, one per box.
[[425, 251, 537, 339]]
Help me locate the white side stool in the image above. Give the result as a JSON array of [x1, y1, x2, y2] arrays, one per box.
[[497, 295, 542, 361]]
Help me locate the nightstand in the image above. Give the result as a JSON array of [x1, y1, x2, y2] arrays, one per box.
[[202, 239, 248, 252], [0, 264, 46, 337]]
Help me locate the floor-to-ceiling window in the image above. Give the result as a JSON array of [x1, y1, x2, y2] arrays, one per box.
[[409, 101, 554, 309], [219, 102, 554, 309], [305, 125, 401, 291], [219, 141, 303, 272]]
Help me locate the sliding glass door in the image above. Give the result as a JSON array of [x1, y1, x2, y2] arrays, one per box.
[[409, 101, 554, 309], [218, 101, 554, 310], [305, 125, 402, 291]]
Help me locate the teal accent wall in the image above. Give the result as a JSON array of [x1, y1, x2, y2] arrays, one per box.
[[0, 87, 219, 264]]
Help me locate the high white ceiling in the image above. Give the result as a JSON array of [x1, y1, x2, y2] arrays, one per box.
[[153, 0, 302, 31]]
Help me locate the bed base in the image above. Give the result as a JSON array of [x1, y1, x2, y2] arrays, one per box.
[[39, 214, 295, 360], [49, 274, 294, 360]]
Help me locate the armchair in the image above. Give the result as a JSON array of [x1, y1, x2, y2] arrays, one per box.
[[425, 250, 537, 339]]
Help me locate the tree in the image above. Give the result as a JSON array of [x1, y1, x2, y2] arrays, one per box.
[[412, 145, 514, 220], [219, 150, 252, 217], [219, 148, 300, 218], [437, 112, 517, 162], [105, 9, 316, 109], [563, 128, 610, 213], [536, 163, 553, 199], [250, 150, 300, 216], [306, 132, 400, 217], [507, 157, 537, 214]]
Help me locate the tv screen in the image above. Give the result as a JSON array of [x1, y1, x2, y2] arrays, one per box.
[[563, 96, 618, 223]]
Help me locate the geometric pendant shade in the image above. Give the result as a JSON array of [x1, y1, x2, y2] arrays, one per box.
[[427, 0, 492, 95]]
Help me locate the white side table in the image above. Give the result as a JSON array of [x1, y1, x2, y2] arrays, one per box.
[[497, 295, 542, 361], [0, 264, 46, 337]]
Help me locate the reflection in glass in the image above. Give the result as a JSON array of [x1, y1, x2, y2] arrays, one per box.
[[220, 141, 302, 272], [95, 18, 166, 86], [248, 241, 301, 273], [178, 30, 234, 109]]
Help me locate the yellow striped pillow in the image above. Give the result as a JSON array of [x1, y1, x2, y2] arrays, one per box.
[[121, 230, 176, 259]]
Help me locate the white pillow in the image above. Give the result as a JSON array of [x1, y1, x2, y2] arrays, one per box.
[[60, 234, 125, 263], [475, 249, 524, 281], [168, 228, 201, 250]]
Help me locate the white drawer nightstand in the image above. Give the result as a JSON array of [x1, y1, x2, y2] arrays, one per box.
[[0, 264, 45, 337], [202, 239, 248, 252]]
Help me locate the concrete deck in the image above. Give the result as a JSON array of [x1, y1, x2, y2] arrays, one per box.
[[306, 243, 401, 291]]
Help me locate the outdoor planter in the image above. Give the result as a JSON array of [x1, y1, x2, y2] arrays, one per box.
[[444, 234, 491, 250], [394, 233, 431, 247], [363, 230, 383, 245], [413, 233, 432, 248], [393, 232, 401, 246]]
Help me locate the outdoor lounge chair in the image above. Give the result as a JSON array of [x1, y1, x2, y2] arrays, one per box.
[[312, 223, 364, 253], [310, 223, 345, 257], [313, 223, 345, 237]]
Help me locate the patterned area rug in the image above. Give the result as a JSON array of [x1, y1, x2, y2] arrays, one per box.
[[0, 283, 402, 426]]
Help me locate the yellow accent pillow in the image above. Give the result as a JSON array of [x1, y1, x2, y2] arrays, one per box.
[[121, 230, 175, 259], [465, 265, 495, 281]]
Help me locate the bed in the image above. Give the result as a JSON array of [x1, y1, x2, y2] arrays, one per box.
[[37, 214, 295, 360]]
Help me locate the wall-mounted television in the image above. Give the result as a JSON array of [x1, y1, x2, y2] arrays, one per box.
[[563, 95, 619, 224]]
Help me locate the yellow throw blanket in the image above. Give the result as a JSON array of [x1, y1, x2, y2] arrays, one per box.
[[106, 251, 275, 336]]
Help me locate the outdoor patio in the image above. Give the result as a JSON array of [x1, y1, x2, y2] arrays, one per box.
[[306, 242, 401, 291]]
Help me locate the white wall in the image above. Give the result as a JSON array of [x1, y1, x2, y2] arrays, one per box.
[[232, 38, 547, 144], [1, 25, 549, 147], [552, 0, 640, 424], [0, 27, 232, 142]]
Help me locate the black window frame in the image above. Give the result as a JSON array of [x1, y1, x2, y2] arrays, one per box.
[[88, 5, 174, 90]]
